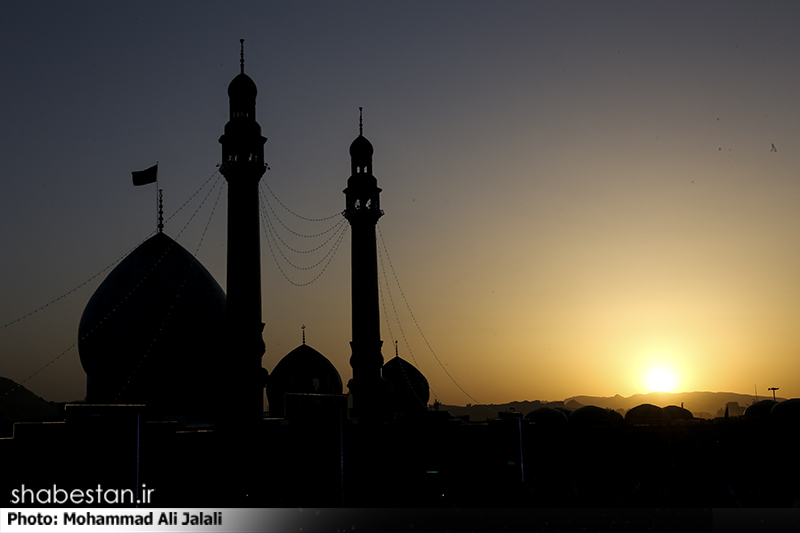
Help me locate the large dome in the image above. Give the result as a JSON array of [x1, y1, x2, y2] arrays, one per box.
[[267, 343, 343, 417], [78, 232, 226, 417]]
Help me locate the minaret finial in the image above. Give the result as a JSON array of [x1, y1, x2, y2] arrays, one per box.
[[157, 189, 164, 233], [302, 324, 306, 345], [240, 39, 245, 74], [359, 107, 363, 136]]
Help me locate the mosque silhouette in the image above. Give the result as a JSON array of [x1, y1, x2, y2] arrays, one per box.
[[3, 45, 800, 520], [78, 43, 428, 427]]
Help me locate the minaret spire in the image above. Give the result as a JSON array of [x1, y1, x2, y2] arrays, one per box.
[[219, 41, 267, 426], [216, 41, 268, 507]]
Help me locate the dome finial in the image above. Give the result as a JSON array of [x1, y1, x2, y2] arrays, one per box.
[[301, 324, 306, 345], [157, 189, 164, 233], [359, 107, 363, 136], [395, 339, 399, 358], [240, 39, 245, 74]]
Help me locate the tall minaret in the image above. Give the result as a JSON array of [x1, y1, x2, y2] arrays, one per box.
[[344, 109, 388, 417], [219, 40, 268, 425]]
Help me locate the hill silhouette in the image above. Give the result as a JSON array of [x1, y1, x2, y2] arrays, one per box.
[[0, 376, 58, 424], [566, 391, 782, 419], [441, 391, 782, 421]]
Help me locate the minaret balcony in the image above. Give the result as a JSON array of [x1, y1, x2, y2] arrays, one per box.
[[344, 206, 383, 224], [220, 159, 267, 181]]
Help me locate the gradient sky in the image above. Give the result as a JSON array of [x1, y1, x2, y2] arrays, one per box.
[[2, 1, 800, 406]]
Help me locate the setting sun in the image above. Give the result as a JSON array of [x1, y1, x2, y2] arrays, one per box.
[[644, 365, 678, 393]]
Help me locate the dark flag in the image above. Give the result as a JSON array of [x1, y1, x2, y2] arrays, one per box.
[[132, 164, 158, 186]]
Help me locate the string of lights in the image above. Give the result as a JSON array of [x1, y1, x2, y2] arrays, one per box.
[[377, 225, 490, 409], [194, 179, 226, 256], [376, 241, 426, 382], [163, 168, 221, 228], [0, 169, 223, 336], [113, 267, 192, 401], [259, 186, 349, 287], [261, 181, 342, 222], [264, 217, 347, 272], [115, 177, 225, 399], [175, 174, 224, 241], [0, 238, 147, 334], [0, 242, 182, 402], [1, 166, 226, 399], [109, 179, 225, 401], [260, 183, 344, 239], [261, 196, 348, 255]]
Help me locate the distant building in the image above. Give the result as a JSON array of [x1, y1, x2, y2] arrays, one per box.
[[717, 401, 746, 418]]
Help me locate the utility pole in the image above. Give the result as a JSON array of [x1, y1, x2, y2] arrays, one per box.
[[768, 387, 779, 402]]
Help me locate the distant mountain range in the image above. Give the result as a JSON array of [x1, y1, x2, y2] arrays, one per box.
[[441, 391, 786, 421], [0, 376, 785, 424]]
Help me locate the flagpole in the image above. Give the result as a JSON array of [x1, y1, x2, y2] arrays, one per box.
[[156, 161, 160, 233]]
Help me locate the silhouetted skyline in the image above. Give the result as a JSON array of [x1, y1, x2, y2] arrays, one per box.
[[2, 2, 800, 406]]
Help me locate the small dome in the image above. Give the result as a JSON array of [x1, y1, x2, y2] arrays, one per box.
[[625, 403, 670, 424], [569, 405, 618, 426], [349, 134, 374, 162], [745, 399, 777, 417], [383, 356, 429, 414], [78, 232, 225, 417], [228, 72, 257, 100], [555, 407, 573, 418], [525, 407, 568, 426], [663, 405, 693, 421], [267, 344, 343, 417], [770, 398, 800, 421]]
